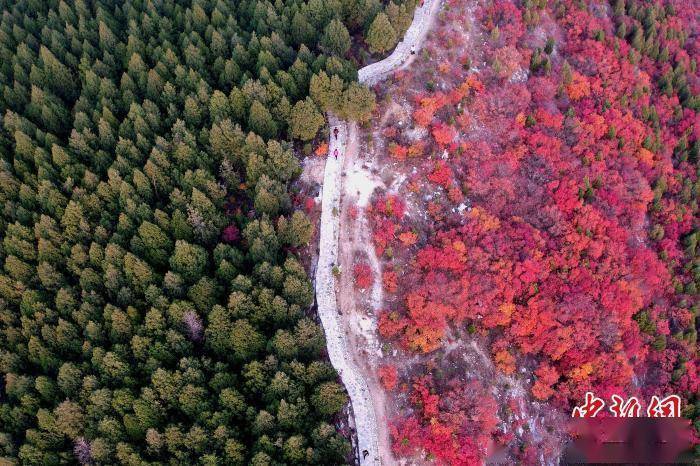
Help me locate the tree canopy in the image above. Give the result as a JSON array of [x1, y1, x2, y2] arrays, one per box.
[[0, 0, 416, 463]]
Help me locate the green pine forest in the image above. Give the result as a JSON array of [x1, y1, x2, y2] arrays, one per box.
[[0, 0, 417, 464]]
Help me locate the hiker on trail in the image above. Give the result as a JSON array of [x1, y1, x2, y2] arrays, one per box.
[[411, 45, 416, 55], [334, 127, 339, 140], [333, 148, 338, 159]]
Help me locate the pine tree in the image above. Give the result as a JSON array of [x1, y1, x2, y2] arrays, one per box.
[[340, 81, 376, 121], [248, 100, 278, 140], [321, 19, 351, 56], [289, 97, 325, 141], [366, 12, 398, 54]]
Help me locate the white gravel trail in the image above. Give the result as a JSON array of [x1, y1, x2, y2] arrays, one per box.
[[359, 0, 440, 86], [314, 1, 441, 464]]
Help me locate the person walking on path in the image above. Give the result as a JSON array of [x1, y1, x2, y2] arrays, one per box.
[[334, 127, 339, 140], [333, 148, 338, 159]]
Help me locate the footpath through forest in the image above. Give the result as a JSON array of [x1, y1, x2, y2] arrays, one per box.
[[313, 1, 441, 464]]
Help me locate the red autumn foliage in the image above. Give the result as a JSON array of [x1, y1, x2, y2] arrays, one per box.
[[566, 71, 591, 101], [369, 0, 700, 463], [353, 262, 373, 289], [382, 269, 399, 293], [303, 197, 316, 213], [372, 194, 406, 219], [491, 45, 523, 80], [431, 122, 457, 147], [388, 142, 408, 160], [427, 160, 454, 189], [378, 310, 408, 339], [391, 376, 500, 464], [372, 219, 397, 256], [413, 93, 450, 126], [367, 194, 406, 255], [315, 142, 328, 156], [378, 365, 399, 391]]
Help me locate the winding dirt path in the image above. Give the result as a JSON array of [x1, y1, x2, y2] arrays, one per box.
[[314, 1, 441, 464]]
